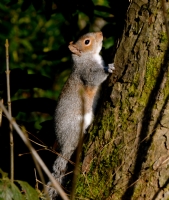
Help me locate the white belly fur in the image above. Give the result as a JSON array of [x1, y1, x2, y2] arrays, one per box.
[[77, 112, 93, 132], [84, 112, 93, 129]]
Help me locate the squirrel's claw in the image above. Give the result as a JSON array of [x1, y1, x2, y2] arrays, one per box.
[[108, 63, 115, 73]]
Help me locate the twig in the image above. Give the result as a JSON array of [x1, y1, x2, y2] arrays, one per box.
[[20, 127, 46, 145], [0, 67, 46, 192], [0, 102, 70, 200], [34, 168, 39, 190], [5, 39, 14, 182], [28, 138, 48, 148], [19, 147, 75, 165], [70, 89, 85, 200], [61, 171, 73, 178], [0, 99, 3, 127]]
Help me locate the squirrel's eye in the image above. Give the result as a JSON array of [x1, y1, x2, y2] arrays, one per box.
[[84, 39, 90, 45]]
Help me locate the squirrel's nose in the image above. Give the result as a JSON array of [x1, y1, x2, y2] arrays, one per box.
[[98, 31, 103, 36], [96, 31, 103, 41]]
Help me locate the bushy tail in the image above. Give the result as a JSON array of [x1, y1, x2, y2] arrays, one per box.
[[47, 149, 75, 200]]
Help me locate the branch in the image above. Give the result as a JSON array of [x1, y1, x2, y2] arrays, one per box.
[[0, 102, 69, 200], [5, 39, 14, 182]]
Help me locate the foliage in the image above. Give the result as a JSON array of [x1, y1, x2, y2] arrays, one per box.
[[0, 169, 40, 200], [0, 0, 129, 198], [0, 0, 124, 129]]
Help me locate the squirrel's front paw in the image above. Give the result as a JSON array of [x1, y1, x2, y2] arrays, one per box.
[[108, 63, 115, 73]]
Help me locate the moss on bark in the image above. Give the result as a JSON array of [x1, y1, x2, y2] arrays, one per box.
[[76, 0, 169, 199]]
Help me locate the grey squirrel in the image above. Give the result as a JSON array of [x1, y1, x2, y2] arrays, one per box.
[[48, 31, 114, 199]]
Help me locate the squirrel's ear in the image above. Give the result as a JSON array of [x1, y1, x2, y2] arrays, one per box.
[[68, 42, 81, 56]]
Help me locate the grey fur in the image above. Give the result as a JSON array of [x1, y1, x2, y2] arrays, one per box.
[[47, 32, 114, 199]]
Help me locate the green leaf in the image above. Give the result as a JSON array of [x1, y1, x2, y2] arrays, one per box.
[[0, 169, 8, 179], [17, 180, 39, 200], [0, 179, 13, 200], [11, 182, 24, 200], [20, 40, 33, 51], [0, 178, 24, 200]]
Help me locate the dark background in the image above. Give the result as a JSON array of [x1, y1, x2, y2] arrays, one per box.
[[0, 0, 129, 189]]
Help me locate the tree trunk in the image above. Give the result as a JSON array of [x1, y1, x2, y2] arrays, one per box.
[[76, 0, 169, 199]]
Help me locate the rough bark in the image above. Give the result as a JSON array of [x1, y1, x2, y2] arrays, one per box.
[[76, 0, 169, 199]]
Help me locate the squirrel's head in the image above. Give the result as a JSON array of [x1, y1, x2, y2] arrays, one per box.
[[68, 32, 103, 57]]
